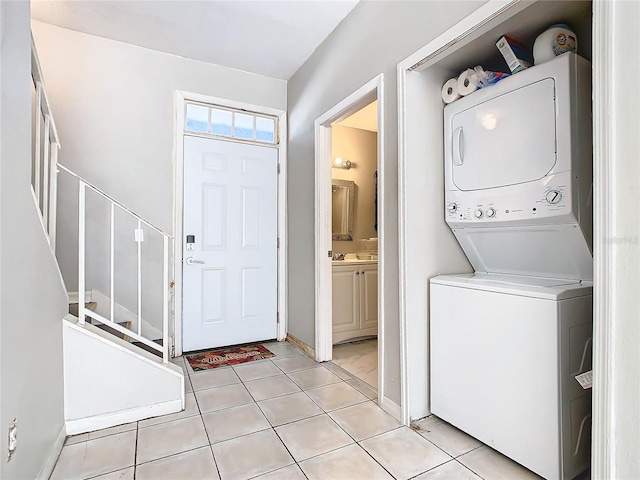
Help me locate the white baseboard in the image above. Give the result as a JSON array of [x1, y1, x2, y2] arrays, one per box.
[[286, 333, 316, 359], [379, 396, 402, 423], [66, 399, 182, 435], [36, 424, 66, 480]]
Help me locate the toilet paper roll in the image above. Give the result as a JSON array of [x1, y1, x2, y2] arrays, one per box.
[[441, 77, 461, 104], [457, 69, 479, 96]]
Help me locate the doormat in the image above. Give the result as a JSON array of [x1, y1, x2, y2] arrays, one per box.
[[185, 344, 275, 371]]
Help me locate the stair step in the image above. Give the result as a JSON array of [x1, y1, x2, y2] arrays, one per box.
[[132, 339, 163, 358], [69, 301, 97, 317], [94, 321, 133, 341]]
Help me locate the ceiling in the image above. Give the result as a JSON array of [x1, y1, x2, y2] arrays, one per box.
[[337, 100, 377, 132], [31, 0, 359, 80]]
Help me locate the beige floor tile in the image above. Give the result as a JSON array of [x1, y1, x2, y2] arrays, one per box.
[[233, 361, 282, 382], [252, 464, 307, 480], [136, 415, 209, 464], [190, 367, 241, 391], [329, 401, 401, 441], [413, 416, 483, 457], [305, 382, 368, 411], [88, 422, 137, 441], [202, 403, 271, 443], [50, 430, 136, 480], [91, 467, 134, 479], [185, 375, 193, 393], [183, 356, 197, 374], [64, 432, 88, 446], [457, 445, 543, 480], [413, 460, 482, 480], [287, 366, 342, 390], [332, 339, 378, 388], [272, 355, 318, 373], [299, 443, 393, 480], [244, 374, 301, 401], [275, 414, 353, 462], [136, 446, 219, 480], [360, 427, 451, 479], [170, 356, 188, 374], [258, 391, 323, 426], [323, 362, 354, 380], [345, 378, 378, 399], [265, 342, 304, 358], [212, 429, 294, 479], [139, 392, 199, 428], [195, 383, 254, 413]]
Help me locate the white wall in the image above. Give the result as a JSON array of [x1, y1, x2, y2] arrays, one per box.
[[0, 3, 68, 478], [63, 320, 183, 434], [287, 0, 484, 406], [332, 125, 377, 254], [31, 21, 287, 332]]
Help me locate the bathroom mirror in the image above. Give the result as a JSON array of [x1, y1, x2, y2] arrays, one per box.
[[332, 179, 355, 241]]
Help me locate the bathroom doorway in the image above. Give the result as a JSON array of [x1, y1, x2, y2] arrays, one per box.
[[330, 102, 379, 392], [314, 74, 388, 410]]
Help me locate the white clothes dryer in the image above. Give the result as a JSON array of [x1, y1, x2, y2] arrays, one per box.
[[443, 52, 592, 280]]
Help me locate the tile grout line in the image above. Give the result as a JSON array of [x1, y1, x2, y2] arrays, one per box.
[[192, 385, 224, 480], [412, 430, 460, 461], [405, 457, 455, 480], [355, 441, 402, 480], [133, 422, 139, 479]]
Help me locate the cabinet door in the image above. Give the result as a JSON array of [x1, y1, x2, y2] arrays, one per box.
[[332, 266, 359, 334], [360, 265, 378, 330]]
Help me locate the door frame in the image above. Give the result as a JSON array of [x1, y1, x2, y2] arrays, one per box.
[[314, 75, 386, 407], [398, 0, 618, 476], [173, 91, 287, 356]]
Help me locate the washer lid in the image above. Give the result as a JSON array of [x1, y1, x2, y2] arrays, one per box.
[[431, 273, 592, 300], [450, 78, 557, 191]]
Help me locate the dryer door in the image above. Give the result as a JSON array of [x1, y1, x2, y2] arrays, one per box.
[[450, 78, 557, 191]]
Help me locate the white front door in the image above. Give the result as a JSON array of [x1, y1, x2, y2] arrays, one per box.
[[182, 135, 278, 351]]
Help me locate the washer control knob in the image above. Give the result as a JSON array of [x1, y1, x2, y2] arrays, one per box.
[[486, 208, 496, 218], [545, 190, 563, 205], [474, 209, 484, 219], [447, 203, 457, 214]]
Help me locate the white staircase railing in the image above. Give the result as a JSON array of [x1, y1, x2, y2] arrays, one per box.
[[58, 165, 173, 364], [31, 36, 60, 251]]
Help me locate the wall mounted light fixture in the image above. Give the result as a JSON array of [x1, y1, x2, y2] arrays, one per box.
[[333, 157, 353, 170]]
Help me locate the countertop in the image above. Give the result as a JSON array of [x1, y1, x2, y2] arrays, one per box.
[[332, 258, 378, 266]]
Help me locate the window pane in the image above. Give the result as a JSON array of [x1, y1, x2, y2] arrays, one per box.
[[234, 113, 254, 140], [186, 104, 209, 133], [256, 117, 275, 143], [211, 108, 232, 137]]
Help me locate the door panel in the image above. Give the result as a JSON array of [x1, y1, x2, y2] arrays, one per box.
[[332, 267, 359, 333], [202, 184, 226, 249], [183, 135, 278, 351], [360, 266, 378, 330]]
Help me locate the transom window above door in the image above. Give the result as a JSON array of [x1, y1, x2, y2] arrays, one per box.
[[185, 102, 277, 144]]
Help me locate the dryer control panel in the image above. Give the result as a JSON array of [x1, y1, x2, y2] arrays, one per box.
[[445, 172, 576, 228]]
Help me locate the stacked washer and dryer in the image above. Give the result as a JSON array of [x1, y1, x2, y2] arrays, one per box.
[[430, 52, 593, 480]]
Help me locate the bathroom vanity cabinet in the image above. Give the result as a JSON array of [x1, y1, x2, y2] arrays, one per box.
[[332, 261, 378, 344]]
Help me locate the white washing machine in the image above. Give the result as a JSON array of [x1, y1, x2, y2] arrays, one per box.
[[431, 53, 593, 480], [430, 274, 592, 480]]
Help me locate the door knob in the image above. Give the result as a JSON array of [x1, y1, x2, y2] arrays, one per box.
[[185, 257, 205, 265]]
